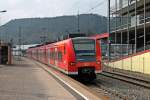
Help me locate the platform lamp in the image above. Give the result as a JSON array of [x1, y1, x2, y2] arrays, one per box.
[[0, 10, 7, 43], [0, 10, 7, 13]]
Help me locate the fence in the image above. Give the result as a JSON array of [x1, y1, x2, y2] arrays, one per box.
[[103, 44, 150, 75]]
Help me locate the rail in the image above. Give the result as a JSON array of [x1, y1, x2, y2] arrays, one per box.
[[100, 71, 150, 89]]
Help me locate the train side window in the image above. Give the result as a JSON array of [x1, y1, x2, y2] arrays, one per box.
[[48, 49, 51, 58], [47, 49, 50, 58], [51, 52, 53, 59], [50, 52, 51, 59], [64, 45, 66, 54], [53, 51, 54, 59], [58, 51, 62, 61], [52, 52, 54, 59], [54, 47, 59, 61], [54, 48, 58, 61], [53, 51, 55, 60]]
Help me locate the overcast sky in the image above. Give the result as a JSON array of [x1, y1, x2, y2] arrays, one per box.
[[0, 0, 107, 25]]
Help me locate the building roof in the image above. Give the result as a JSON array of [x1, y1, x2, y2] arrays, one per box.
[[112, 0, 150, 15], [13, 44, 39, 50]]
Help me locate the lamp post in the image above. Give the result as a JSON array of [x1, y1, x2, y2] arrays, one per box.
[[0, 10, 7, 42], [107, 0, 110, 61], [0, 10, 7, 13]]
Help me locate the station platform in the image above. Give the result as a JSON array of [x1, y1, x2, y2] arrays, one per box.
[[0, 57, 76, 100]]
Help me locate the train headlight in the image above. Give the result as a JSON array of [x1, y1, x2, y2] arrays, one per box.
[[97, 61, 101, 64], [70, 62, 76, 66]]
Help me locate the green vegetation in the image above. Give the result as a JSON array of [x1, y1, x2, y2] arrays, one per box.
[[0, 14, 107, 44]]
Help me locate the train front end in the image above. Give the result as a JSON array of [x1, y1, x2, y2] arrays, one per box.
[[68, 37, 102, 81]]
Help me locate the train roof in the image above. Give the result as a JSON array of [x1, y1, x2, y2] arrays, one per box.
[[72, 37, 95, 40], [59, 33, 86, 40], [27, 36, 95, 50]]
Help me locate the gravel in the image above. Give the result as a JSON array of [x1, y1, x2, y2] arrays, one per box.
[[97, 74, 150, 100]]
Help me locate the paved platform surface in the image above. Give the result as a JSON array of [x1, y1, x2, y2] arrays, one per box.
[[0, 57, 76, 100]]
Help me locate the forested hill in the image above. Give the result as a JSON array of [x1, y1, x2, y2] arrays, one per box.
[[0, 14, 107, 44]]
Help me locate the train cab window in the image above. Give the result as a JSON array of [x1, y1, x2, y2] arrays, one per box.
[[73, 39, 95, 56], [72, 39, 96, 61]]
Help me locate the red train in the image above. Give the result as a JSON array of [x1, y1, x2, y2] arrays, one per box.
[[27, 36, 102, 81]]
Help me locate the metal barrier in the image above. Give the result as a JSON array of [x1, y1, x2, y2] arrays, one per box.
[[103, 44, 150, 75]]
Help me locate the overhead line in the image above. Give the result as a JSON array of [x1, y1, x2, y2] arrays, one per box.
[[83, 0, 106, 14]]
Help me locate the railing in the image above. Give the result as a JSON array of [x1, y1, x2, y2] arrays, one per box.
[[101, 44, 135, 61], [110, 16, 150, 32], [103, 44, 150, 61]]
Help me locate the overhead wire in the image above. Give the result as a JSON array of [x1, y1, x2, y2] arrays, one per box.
[[63, 0, 82, 15], [63, 0, 106, 15], [83, 0, 106, 14]]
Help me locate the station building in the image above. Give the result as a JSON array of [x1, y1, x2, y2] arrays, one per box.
[[110, 0, 150, 53], [106, 0, 150, 75]]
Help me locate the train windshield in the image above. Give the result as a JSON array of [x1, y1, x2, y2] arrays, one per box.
[[73, 39, 96, 61]]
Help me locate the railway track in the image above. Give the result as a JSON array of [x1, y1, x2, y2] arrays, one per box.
[[99, 71, 150, 89]]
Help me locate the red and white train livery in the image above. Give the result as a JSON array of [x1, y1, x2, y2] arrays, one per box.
[[27, 37, 102, 81]]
